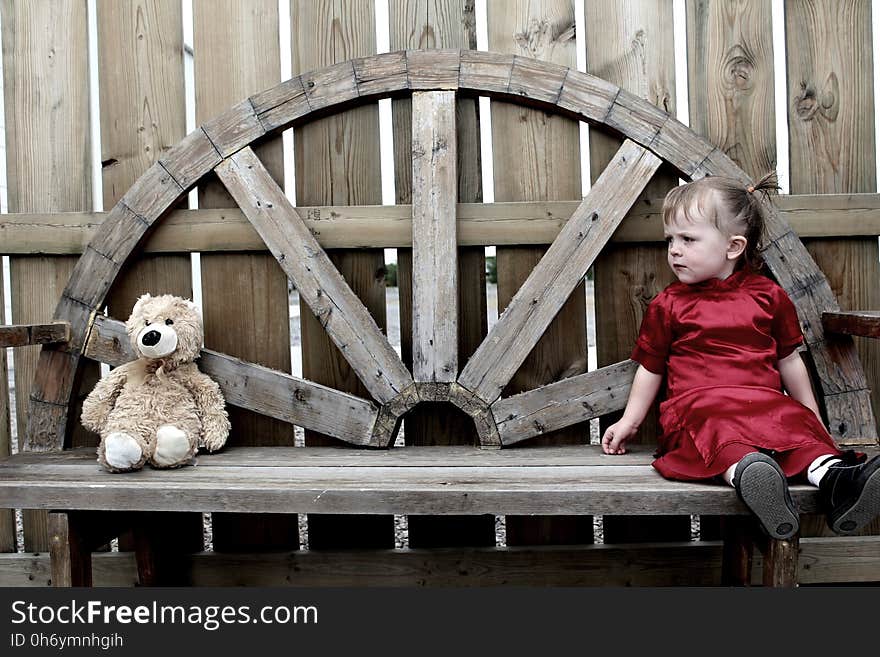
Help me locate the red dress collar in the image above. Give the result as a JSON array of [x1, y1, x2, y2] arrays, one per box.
[[687, 268, 751, 292]]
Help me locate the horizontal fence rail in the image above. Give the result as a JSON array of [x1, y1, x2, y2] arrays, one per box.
[[2, 194, 880, 254]]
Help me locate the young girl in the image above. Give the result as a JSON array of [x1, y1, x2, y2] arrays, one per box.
[[601, 172, 880, 540]]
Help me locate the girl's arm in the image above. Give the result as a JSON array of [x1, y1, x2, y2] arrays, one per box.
[[601, 365, 663, 455], [778, 350, 825, 425]]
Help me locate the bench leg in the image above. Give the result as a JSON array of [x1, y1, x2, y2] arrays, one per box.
[[761, 535, 800, 587], [720, 517, 754, 586], [48, 511, 137, 586], [134, 512, 194, 586], [48, 512, 93, 587]]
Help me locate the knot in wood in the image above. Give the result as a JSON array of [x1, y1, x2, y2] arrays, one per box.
[[795, 84, 818, 120], [723, 46, 755, 92], [794, 75, 840, 122]]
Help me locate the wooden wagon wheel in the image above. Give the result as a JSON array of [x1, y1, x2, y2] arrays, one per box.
[[26, 49, 876, 452]]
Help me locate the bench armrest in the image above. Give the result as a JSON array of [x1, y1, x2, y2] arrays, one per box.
[[822, 311, 880, 339], [0, 322, 70, 347]]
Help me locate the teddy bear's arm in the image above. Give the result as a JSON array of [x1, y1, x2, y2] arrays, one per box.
[[80, 365, 128, 432], [180, 365, 231, 452]]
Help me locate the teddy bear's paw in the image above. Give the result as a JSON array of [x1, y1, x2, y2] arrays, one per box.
[[104, 433, 144, 470], [153, 425, 192, 467]]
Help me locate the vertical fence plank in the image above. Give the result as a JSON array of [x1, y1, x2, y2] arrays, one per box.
[[688, 0, 776, 177], [293, 0, 393, 550], [391, 0, 494, 548], [488, 0, 592, 546], [97, 0, 201, 554], [786, 0, 880, 537], [0, 264, 13, 552], [194, 0, 298, 551], [587, 0, 690, 543], [1, 0, 94, 552], [687, 0, 776, 541]]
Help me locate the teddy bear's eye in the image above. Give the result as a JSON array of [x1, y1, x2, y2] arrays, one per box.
[[165, 319, 174, 325], [145, 320, 151, 326]]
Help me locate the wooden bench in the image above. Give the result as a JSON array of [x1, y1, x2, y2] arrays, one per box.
[[1, 50, 878, 587]]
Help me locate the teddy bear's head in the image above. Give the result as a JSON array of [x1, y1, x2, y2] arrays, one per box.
[[125, 294, 204, 367]]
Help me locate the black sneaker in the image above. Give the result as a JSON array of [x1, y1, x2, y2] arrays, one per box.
[[732, 452, 799, 540], [818, 451, 880, 535]]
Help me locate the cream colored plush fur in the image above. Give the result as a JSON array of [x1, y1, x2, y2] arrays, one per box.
[[81, 294, 230, 473]]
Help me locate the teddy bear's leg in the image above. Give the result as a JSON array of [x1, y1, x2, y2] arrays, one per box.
[[151, 425, 197, 468], [101, 432, 148, 472]]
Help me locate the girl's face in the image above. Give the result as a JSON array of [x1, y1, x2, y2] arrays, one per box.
[[664, 208, 745, 285]]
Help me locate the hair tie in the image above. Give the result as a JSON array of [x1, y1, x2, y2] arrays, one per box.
[[746, 185, 755, 193]]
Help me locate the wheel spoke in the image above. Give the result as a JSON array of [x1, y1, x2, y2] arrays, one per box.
[[492, 360, 638, 446], [458, 140, 661, 403], [411, 91, 458, 383], [82, 314, 380, 445], [214, 147, 413, 405]]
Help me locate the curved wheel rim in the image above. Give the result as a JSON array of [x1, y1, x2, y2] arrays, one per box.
[[25, 49, 870, 451]]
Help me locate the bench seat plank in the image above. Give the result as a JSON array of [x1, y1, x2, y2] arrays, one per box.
[[0, 445, 826, 516]]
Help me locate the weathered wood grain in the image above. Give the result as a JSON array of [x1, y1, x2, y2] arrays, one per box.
[[7, 194, 880, 254], [354, 50, 409, 98], [0, 323, 70, 348], [411, 91, 458, 383], [459, 141, 661, 403], [761, 536, 799, 587], [0, 265, 11, 553], [96, 2, 194, 469], [194, 0, 296, 552], [250, 75, 310, 133], [2, 535, 879, 587], [783, 0, 879, 451], [686, 0, 778, 542], [201, 99, 266, 158], [48, 513, 84, 587], [407, 48, 461, 89], [587, 0, 690, 545], [487, 0, 590, 547], [458, 50, 513, 94], [216, 148, 412, 403], [493, 360, 638, 445], [292, 0, 394, 550], [0, 451, 838, 516], [823, 311, 880, 339], [2, 0, 96, 550], [82, 314, 380, 445], [389, 0, 494, 545], [687, 0, 775, 178]]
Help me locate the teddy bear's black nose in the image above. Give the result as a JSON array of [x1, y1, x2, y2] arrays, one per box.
[[141, 330, 161, 347]]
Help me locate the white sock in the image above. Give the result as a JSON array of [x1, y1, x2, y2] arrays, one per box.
[[807, 454, 842, 488], [722, 462, 739, 487]]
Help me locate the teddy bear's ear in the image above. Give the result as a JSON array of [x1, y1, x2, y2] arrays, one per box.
[[183, 299, 202, 316], [132, 293, 152, 314]]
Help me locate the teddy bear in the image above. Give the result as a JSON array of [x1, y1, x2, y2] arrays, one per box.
[[81, 293, 230, 473]]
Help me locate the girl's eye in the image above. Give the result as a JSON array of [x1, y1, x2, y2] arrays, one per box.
[[165, 319, 174, 326], [664, 237, 672, 244], [683, 236, 694, 242]]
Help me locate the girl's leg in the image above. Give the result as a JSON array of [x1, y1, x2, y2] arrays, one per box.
[[773, 443, 842, 482], [725, 449, 799, 540], [779, 445, 880, 535]]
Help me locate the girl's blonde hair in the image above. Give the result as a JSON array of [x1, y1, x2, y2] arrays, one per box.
[[662, 171, 779, 272]]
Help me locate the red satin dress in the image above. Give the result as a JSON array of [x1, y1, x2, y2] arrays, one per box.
[[631, 269, 841, 481]]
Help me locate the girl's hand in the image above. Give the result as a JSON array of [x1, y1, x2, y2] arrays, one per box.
[[601, 419, 638, 455]]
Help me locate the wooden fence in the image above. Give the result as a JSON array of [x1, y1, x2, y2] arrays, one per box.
[[1, 0, 879, 585]]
